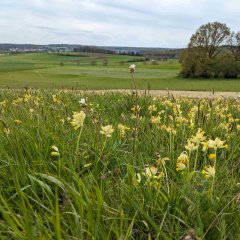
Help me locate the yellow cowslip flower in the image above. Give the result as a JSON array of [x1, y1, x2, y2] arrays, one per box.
[[201, 141, 209, 152], [208, 153, 216, 161], [83, 163, 92, 168], [176, 152, 189, 171], [100, 125, 114, 138], [177, 152, 189, 164], [191, 128, 206, 144], [208, 137, 226, 150], [151, 116, 161, 124], [202, 166, 215, 179], [136, 173, 141, 183], [71, 111, 86, 130], [237, 125, 240, 131], [51, 145, 60, 157], [29, 108, 34, 114], [185, 140, 198, 152], [143, 166, 158, 178], [166, 126, 177, 135], [148, 105, 157, 113], [118, 124, 130, 137], [51, 145, 59, 152], [52, 95, 61, 104], [131, 105, 141, 112], [24, 94, 31, 102], [3, 128, 10, 135], [142, 166, 164, 181], [176, 162, 186, 171], [12, 98, 23, 105], [14, 120, 22, 125], [0, 100, 7, 107]]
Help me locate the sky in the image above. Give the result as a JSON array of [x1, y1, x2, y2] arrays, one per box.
[[0, 0, 239, 48]]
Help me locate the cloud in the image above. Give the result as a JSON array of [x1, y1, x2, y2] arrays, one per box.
[[0, 0, 239, 47]]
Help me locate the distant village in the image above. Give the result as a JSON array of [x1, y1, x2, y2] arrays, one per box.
[[0, 44, 181, 59]]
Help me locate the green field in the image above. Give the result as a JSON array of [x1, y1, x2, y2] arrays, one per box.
[[0, 52, 240, 91], [0, 90, 239, 239]]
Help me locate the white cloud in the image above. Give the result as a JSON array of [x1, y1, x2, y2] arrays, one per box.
[[0, 0, 239, 47]]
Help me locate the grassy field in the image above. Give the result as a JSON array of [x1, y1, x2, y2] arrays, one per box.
[[0, 52, 240, 91], [0, 90, 239, 239]]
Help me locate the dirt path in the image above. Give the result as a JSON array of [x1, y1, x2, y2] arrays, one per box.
[[79, 89, 240, 99]]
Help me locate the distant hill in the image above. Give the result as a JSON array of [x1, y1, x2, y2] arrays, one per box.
[[0, 44, 183, 59]]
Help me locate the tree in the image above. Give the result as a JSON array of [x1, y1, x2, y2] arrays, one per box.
[[228, 31, 240, 61], [180, 22, 240, 79], [189, 22, 231, 60]]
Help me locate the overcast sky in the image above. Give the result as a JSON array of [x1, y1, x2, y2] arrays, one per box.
[[0, 0, 239, 48]]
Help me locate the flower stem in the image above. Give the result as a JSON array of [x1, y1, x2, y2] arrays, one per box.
[[75, 126, 83, 156]]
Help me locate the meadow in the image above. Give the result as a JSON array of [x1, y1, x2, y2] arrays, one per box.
[[0, 89, 239, 239], [0, 52, 240, 91]]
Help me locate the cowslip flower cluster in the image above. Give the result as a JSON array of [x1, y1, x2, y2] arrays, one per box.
[[118, 124, 130, 137], [202, 165, 215, 179], [100, 125, 114, 138], [51, 145, 60, 157], [71, 111, 86, 130], [136, 165, 164, 189], [176, 152, 189, 171], [148, 105, 157, 113]]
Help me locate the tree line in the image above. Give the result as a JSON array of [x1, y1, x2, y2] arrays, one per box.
[[180, 22, 240, 78]]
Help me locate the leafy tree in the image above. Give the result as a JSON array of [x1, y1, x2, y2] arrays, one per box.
[[181, 22, 239, 79], [228, 31, 240, 61], [189, 22, 231, 60]]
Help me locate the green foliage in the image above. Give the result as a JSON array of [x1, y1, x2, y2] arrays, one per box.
[[0, 90, 239, 239], [1, 52, 240, 91], [181, 22, 240, 79]]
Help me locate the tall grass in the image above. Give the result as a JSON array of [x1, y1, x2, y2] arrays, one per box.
[[0, 90, 239, 239]]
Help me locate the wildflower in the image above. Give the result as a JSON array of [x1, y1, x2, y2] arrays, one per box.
[[51, 145, 60, 157], [79, 98, 86, 106], [129, 64, 136, 73], [166, 126, 177, 135], [24, 94, 31, 102], [52, 95, 61, 104], [151, 116, 161, 124], [156, 157, 170, 166], [29, 108, 34, 114], [184, 229, 197, 240], [0, 100, 7, 107], [148, 105, 157, 113], [208, 153, 216, 161], [176, 152, 189, 171], [136, 173, 141, 183], [71, 111, 86, 130], [185, 140, 198, 152], [83, 163, 92, 168], [51, 145, 59, 152], [131, 105, 141, 112], [208, 137, 226, 150], [143, 166, 158, 178], [118, 124, 130, 137], [202, 142, 209, 152], [14, 120, 22, 125], [237, 125, 240, 131], [191, 128, 206, 144], [3, 128, 10, 135], [176, 162, 186, 171], [202, 165, 215, 179], [100, 125, 114, 138], [12, 98, 23, 105], [142, 166, 164, 181]]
